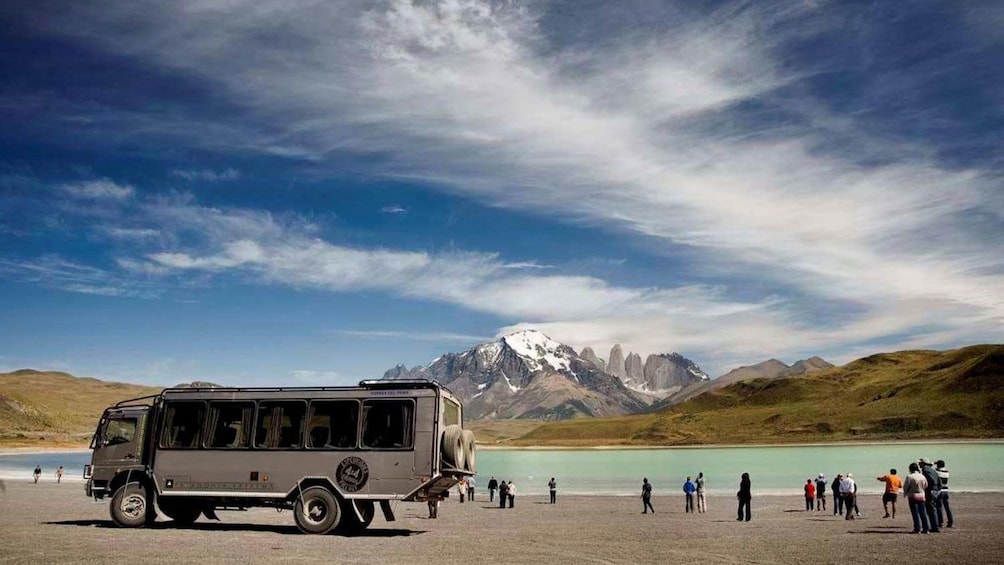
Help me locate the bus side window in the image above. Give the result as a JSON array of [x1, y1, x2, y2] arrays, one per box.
[[255, 401, 307, 449], [160, 402, 205, 449], [307, 400, 358, 449], [361, 399, 414, 449], [205, 401, 254, 448]]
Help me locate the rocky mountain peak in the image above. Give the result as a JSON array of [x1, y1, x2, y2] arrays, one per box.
[[579, 347, 605, 370], [607, 344, 626, 378]]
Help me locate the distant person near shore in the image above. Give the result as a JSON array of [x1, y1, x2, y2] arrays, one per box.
[[32, 465, 41, 484], [904, 462, 930, 534], [840, 473, 856, 520], [737, 473, 752, 522], [684, 476, 696, 513], [815, 474, 826, 512], [467, 475, 476, 502], [499, 480, 509, 509], [458, 477, 467, 503], [935, 460, 954, 528], [920, 458, 941, 532], [488, 476, 498, 502], [427, 496, 440, 519], [641, 478, 655, 514], [804, 479, 815, 511], [507, 481, 516, 508], [55, 466, 64, 484], [877, 469, 902, 518], [548, 477, 557, 504], [696, 472, 706, 513], [832, 474, 843, 516]]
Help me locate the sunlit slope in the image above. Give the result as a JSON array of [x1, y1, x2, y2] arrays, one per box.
[[0, 369, 161, 446], [517, 345, 1003, 446]]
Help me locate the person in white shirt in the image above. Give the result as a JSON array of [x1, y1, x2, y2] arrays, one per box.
[[507, 481, 516, 508], [839, 473, 856, 520], [903, 462, 930, 533]]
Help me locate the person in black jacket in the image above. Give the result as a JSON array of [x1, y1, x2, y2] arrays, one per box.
[[919, 458, 941, 532], [737, 472, 752, 522], [498, 479, 508, 509], [488, 476, 499, 502]]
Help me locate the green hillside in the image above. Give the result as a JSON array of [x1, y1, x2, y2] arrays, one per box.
[[0, 369, 161, 447], [516, 344, 1004, 446]]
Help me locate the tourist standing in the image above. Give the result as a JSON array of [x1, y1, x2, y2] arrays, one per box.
[[804, 479, 815, 511], [840, 473, 856, 520], [737, 473, 752, 522], [935, 460, 954, 528], [877, 469, 902, 519], [32, 465, 41, 484], [919, 458, 941, 532], [488, 476, 499, 502], [55, 466, 64, 484], [642, 478, 655, 514], [815, 474, 827, 512], [696, 472, 707, 513], [832, 474, 843, 516], [467, 475, 476, 502], [458, 477, 467, 503], [498, 479, 509, 509], [548, 477, 557, 504], [427, 496, 440, 519], [683, 476, 696, 513], [903, 462, 930, 534], [507, 481, 515, 508]]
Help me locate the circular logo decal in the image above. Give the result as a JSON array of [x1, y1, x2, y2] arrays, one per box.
[[336, 456, 369, 492]]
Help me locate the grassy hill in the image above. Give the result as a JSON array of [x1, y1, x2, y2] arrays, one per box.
[[514, 344, 1004, 446], [0, 369, 161, 447]]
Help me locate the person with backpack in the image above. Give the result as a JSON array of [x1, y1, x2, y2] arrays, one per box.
[[815, 474, 827, 512]]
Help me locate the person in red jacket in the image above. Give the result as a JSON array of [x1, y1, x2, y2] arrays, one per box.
[[804, 479, 816, 511]]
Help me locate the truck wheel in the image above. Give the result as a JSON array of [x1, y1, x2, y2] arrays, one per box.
[[294, 487, 341, 534], [462, 429, 477, 474], [159, 499, 202, 527], [338, 500, 375, 534], [441, 425, 466, 471], [110, 482, 149, 528]]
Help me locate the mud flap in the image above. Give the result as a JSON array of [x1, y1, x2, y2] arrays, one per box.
[[203, 508, 220, 521], [379, 500, 395, 522]]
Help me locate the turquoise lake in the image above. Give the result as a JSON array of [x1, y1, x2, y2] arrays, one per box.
[[3, 442, 1001, 495]]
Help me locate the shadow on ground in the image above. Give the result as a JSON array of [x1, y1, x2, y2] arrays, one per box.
[[42, 520, 422, 536]]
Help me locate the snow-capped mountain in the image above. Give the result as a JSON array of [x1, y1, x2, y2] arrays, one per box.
[[383, 330, 648, 420]]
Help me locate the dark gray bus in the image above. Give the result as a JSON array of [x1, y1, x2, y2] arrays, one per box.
[[84, 379, 475, 534]]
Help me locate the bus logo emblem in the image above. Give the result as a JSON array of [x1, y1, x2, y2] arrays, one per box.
[[336, 457, 369, 492]]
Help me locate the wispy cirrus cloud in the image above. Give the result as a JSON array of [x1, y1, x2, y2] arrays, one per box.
[[380, 205, 407, 214], [62, 179, 134, 200], [171, 168, 240, 181]]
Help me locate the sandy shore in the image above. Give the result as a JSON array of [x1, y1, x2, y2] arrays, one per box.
[[0, 482, 999, 565]]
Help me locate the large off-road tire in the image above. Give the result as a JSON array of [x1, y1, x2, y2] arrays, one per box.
[[338, 500, 375, 534], [441, 425, 466, 471], [294, 486, 341, 534], [110, 482, 150, 528], [461, 429, 477, 474], [159, 498, 202, 527]]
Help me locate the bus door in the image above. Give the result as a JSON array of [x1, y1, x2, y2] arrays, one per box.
[[92, 407, 147, 469]]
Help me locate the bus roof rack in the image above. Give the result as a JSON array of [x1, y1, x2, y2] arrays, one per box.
[[113, 394, 160, 408], [358, 379, 436, 387]]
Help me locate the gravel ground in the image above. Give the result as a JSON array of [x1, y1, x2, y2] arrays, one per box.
[[0, 481, 1000, 564]]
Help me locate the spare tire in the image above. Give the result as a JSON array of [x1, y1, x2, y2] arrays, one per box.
[[461, 429, 477, 474], [441, 425, 466, 471]]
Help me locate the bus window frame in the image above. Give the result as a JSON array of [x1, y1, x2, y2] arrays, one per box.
[[360, 398, 416, 451], [305, 399, 361, 450], [158, 400, 207, 450], [253, 399, 309, 450], [202, 399, 256, 450]]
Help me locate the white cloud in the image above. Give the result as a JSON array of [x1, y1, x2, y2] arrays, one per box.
[[15, 2, 1003, 371], [171, 168, 240, 181], [380, 205, 407, 214], [62, 179, 134, 200]]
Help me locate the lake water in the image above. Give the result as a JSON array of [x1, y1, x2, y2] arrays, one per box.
[[3, 442, 1001, 495]]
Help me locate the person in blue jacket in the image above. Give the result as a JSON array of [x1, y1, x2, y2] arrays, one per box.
[[683, 476, 696, 513]]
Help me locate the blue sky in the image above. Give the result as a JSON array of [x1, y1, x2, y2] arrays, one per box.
[[1, 1, 1001, 386]]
